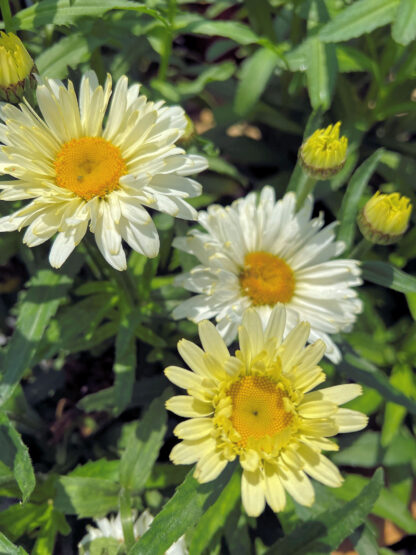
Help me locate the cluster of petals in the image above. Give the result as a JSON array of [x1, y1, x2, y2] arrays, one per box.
[[78, 510, 188, 554], [0, 71, 207, 270], [165, 305, 368, 516], [173, 186, 362, 362]]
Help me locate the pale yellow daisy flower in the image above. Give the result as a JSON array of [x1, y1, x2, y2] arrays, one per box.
[[0, 71, 207, 270], [165, 304, 367, 517]]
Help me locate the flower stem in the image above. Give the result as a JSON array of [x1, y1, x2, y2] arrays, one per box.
[[350, 238, 372, 259], [157, 0, 176, 81], [119, 488, 135, 550], [295, 174, 317, 212], [0, 0, 13, 32]]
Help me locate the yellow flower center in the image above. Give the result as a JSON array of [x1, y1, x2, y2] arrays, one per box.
[[54, 137, 126, 201], [228, 376, 292, 445], [239, 251, 295, 305]]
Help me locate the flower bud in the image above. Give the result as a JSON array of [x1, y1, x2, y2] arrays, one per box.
[[0, 32, 36, 104], [299, 121, 348, 179], [357, 191, 412, 245]]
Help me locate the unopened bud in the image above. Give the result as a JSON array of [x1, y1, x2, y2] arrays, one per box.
[[0, 32, 36, 104], [357, 191, 412, 245], [299, 122, 348, 179]]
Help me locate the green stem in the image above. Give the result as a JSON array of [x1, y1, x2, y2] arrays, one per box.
[[350, 238, 372, 259], [0, 0, 13, 32], [157, 0, 176, 81], [119, 488, 135, 551], [295, 174, 317, 212]]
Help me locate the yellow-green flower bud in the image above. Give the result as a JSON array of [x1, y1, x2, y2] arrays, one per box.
[[357, 191, 412, 245], [0, 32, 36, 104], [299, 121, 348, 179]]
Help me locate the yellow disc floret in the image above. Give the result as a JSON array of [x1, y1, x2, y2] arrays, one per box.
[[299, 122, 348, 179], [240, 251, 295, 305], [229, 376, 292, 445], [0, 32, 35, 103], [54, 137, 127, 201], [358, 191, 412, 245]]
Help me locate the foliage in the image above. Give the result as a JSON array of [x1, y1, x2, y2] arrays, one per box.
[[0, 0, 415, 553]]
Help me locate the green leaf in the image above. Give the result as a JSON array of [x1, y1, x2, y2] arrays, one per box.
[[0, 258, 81, 407], [340, 351, 416, 415], [306, 37, 338, 110], [361, 261, 416, 293], [333, 474, 416, 534], [392, 0, 416, 45], [189, 469, 241, 554], [265, 469, 384, 555], [119, 393, 168, 492], [11, 0, 167, 31], [234, 48, 279, 116], [182, 18, 260, 45], [337, 149, 384, 251], [36, 32, 103, 79], [0, 531, 28, 554], [70, 460, 120, 481], [318, 0, 400, 43], [54, 476, 119, 518], [0, 412, 35, 503], [336, 45, 374, 73], [128, 464, 236, 555], [381, 363, 414, 446], [113, 311, 138, 416]]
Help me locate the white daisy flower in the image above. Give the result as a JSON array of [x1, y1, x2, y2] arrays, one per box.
[[78, 510, 188, 554], [0, 71, 207, 270], [172, 186, 362, 362]]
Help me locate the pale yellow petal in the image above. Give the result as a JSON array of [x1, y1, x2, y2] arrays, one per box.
[[224, 356, 243, 377], [297, 443, 343, 487], [280, 322, 311, 371], [177, 339, 210, 377], [264, 304, 286, 345], [300, 419, 338, 437], [174, 417, 213, 440], [334, 408, 368, 432], [304, 384, 362, 406], [165, 395, 213, 417], [264, 463, 286, 512], [194, 451, 228, 483], [292, 365, 326, 393], [299, 435, 339, 452], [198, 320, 230, 362], [297, 400, 337, 419], [170, 438, 216, 465], [164, 366, 204, 391], [241, 469, 266, 517], [241, 308, 265, 357], [278, 465, 315, 507], [240, 449, 260, 472]]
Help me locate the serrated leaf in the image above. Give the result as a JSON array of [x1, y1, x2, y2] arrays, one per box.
[[54, 476, 119, 518], [0, 530, 28, 554], [11, 0, 167, 31], [0, 412, 35, 503], [306, 37, 338, 110], [234, 48, 279, 116], [36, 33, 103, 79], [266, 469, 384, 555], [392, 0, 416, 45], [128, 464, 236, 555], [0, 258, 81, 406], [337, 149, 384, 251], [333, 473, 416, 534], [189, 468, 241, 554], [182, 18, 260, 45], [318, 0, 400, 43], [113, 311, 139, 416], [361, 261, 416, 293], [119, 393, 168, 492]]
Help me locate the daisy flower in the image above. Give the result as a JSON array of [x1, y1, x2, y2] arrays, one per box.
[[78, 510, 188, 554], [165, 305, 368, 517], [0, 71, 207, 270], [172, 186, 362, 362]]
